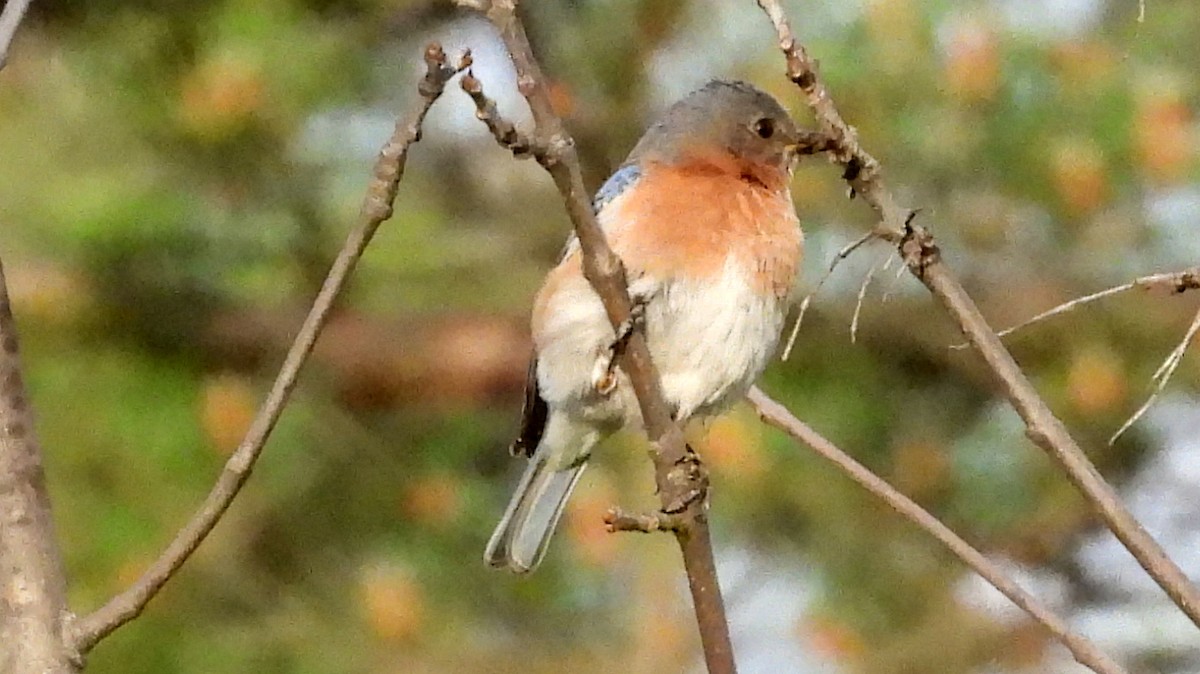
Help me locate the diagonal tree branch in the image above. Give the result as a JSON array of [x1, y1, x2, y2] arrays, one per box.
[[896, 183, 1200, 633], [747, 387, 1127, 674], [1, 262, 77, 674], [0, 0, 33, 72], [457, 2, 737, 671], [970, 265, 1200, 444], [754, 0, 908, 235], [67, 43, 464, 654], [755, 0, 1200, 631]]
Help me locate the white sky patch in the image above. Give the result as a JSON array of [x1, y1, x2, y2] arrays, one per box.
[[997, 0, 1105, 39]]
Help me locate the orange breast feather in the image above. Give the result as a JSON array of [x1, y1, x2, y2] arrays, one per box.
[[604, 159, 802, 299]]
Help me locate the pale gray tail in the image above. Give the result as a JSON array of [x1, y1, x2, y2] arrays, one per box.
[[484, 454, 587, 573]]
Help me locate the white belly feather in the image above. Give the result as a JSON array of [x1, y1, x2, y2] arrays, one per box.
[[649, 256, 787, 419], [533, 255, 788, 427]]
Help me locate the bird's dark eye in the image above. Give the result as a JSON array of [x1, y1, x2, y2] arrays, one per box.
[[753, 117, 775, 139]]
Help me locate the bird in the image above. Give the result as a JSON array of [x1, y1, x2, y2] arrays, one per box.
[[486, 80, 805, 573]]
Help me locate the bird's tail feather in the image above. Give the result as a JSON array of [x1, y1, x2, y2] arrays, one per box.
[[485, 453, 588, 574]]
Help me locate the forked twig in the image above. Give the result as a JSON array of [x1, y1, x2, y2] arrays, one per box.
[[1110, 304, 1200, 444], [850, 256, 887, 344], [950, 266, 1200, 441], [68, 44, 466, 653], [460, 69, 539, 157], [781, 230, 882, 360]]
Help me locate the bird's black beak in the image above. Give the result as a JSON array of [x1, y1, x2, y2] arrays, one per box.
[[782, 140, 802, 173]]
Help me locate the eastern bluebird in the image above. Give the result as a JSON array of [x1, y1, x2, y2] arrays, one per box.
[[486, 80, 805, 573]]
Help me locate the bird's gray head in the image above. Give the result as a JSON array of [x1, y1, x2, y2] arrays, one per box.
[[629, 80, 802, 175]]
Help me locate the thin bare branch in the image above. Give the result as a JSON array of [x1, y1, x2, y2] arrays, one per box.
[[901, 222, 1200, 626], [998, 286, 1132, 339], [754, 0, 908, 235], [850, 256, 884, 344], [880, 252, 907, 303], [960, 266, 1199, 439], [747, 387, 1127, 674], [68, 43, 464, 654], [755, 0, 1200, 630], [0, 0, 33, 71], [457, 2, 736, 671], [1110, 303, 1200, 444], [978, 266, 1200, 345], [958, 266, 1200, 439], [460, 69, 540, 157], [780, 292, 814, 361], [1, 262, 77, 674], [781, 230, 881, 360]]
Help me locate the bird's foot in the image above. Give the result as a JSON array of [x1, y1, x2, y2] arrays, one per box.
[[590, 295, 648, 395]]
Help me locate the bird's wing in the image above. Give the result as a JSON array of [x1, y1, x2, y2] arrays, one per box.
[[510, 163, 645, 458], [552, 163, 644, 259], [510, 357, 548, 458], [594, 163, 642, 212]]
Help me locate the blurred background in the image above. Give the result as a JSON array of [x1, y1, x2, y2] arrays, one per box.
[[1, 0, 1199, 672]]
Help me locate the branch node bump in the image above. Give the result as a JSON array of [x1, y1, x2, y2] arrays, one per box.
[[660, 446, 709, 514], [457, 49, 474, 71], [899, 221, 940, 280], [841, 156, 862, 182], [1176, 271, 1199, 294], [605, 508, 686, 534], [516, 74, 538, 98]]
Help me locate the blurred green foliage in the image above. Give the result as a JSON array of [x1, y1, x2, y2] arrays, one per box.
[[2, 0, 1199, 672]]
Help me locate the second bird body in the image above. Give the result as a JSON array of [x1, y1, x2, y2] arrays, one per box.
[[486, 80, 805, 573]]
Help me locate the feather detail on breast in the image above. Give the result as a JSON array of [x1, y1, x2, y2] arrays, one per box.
[[601, 158, 802, 299]]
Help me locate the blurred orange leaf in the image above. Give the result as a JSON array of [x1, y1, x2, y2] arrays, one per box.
[[1050, 138, 1109, 216], [944, 19, 1000, 103], [1067, 345, 1127, 416], [1134, 81, 1194, 183], [400, 473, 463, 528], [199, 373, 257, 456], [564, 472, 622, 568], [796, 613, 866, 662], [178, 55, 266, 139]]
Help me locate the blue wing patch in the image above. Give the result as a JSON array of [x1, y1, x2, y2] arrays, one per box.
[[555, 164, 642, 262], [593, 163, 642, 211]]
